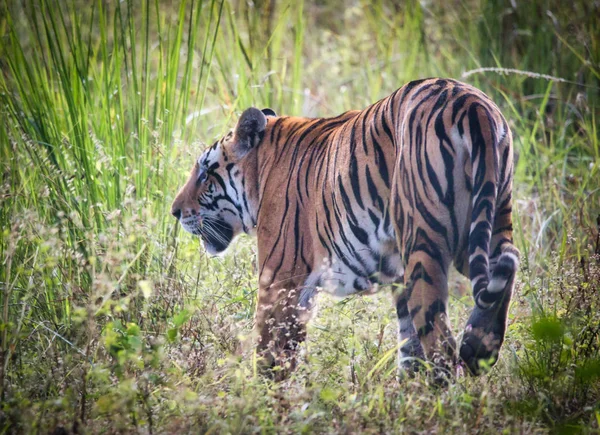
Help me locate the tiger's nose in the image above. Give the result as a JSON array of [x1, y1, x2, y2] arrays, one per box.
[[171, 208, 182, 220]]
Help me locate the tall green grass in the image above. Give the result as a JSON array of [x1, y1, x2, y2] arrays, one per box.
[[0, 0, 599, 432]]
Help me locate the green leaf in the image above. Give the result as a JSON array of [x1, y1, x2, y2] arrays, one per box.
[[167, 328, 178, 343], [531, 317, 564, 343], [172, 309, 191, 328], [319, 387, 340, 403], [126, 323, 140, 336], [575, 359, 600, 382]]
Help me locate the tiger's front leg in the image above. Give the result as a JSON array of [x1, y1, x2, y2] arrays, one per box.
[[402, 248, 457, 380], [395, 289, 425, 372], [254, 278, 314, 380]]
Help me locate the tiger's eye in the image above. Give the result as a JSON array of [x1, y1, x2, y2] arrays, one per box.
[[197, 168, 208, 185]]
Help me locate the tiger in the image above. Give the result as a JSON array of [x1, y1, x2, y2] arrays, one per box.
[[171, 78, 519, 379]]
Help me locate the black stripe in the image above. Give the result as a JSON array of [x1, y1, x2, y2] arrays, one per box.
[[468, 221, 492, 254], [365, 165, 384, 210], [418, 299, 446, 338], [451, 94, 469, 123], [349, 154, 365, 210]]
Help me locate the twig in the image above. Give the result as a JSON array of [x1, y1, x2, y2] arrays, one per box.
[[462, 67, 600, 90]]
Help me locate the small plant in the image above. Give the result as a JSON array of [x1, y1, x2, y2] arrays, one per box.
[[510, 224, 600, 430]]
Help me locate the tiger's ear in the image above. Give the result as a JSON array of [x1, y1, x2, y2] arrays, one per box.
[[233, 107, 267, 157], [261, 108, 277, 117]]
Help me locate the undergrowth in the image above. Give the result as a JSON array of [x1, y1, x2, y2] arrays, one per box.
[[0, 0, 599, 433]]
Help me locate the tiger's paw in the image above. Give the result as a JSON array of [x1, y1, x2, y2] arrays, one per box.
[[406, 340, 457, 386], [459, 306, 506, 375], [257, 347, 302, 381], [397, 358, 455, 387]]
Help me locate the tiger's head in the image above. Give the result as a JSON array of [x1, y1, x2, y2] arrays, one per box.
[[171, 107, 276, 254]]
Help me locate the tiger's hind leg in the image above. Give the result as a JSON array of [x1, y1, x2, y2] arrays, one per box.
[[460, 231, 520, 374], [457, 109, 520, 375]]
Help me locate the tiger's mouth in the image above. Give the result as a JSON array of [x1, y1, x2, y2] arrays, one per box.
[[195, 218, 234, 254]]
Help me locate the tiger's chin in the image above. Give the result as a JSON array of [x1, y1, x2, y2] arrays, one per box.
[[202, 239, 230, 256], [200, 221, 234, 255]]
